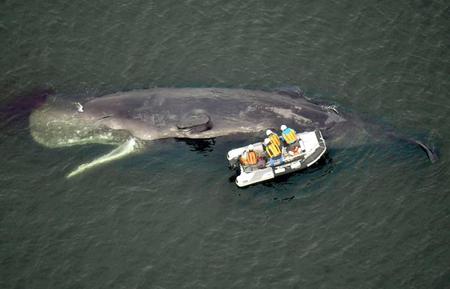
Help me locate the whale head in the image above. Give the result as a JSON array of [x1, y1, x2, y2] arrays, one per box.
[[29, 99, 131, 148]]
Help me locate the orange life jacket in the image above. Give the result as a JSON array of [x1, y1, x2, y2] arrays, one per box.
[[246, 151, 257, 165], [240, 150, 257, 165]]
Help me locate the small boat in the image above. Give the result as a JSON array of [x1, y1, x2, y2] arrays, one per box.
[[227, 130, 327, 187]]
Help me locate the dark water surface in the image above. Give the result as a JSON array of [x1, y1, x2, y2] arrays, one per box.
[[1, 1, 449, 288]]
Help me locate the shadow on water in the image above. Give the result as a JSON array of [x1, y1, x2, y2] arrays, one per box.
[[174, 138, 216, 154], [0, 87, 53, 130], [174, 134, 262, 154]]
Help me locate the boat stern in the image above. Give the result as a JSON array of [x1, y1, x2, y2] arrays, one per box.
[[235, 167, 275, 187]]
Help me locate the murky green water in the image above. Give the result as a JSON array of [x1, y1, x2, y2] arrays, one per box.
[[1, 0, 449, 288]]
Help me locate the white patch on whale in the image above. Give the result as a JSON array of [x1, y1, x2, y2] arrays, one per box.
[[266, 106, 312, 124]]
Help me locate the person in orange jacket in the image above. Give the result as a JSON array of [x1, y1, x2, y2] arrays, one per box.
[[239, 144, 258, 166]]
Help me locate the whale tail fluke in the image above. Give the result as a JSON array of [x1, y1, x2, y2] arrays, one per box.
[[66, 137, 141, 178], [411, 139, 439, 163], [387, 130, 439, 164]]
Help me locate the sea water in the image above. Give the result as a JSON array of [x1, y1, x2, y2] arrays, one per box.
[[1, 0, 449, 288]]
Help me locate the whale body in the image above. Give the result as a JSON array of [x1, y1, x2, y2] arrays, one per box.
[[29, 87, 437, 177]]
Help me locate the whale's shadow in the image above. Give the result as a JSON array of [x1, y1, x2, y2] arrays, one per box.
[[174, 138, 216, 153]]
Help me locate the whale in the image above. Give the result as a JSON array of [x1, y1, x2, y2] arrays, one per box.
[[28, 87, 437, 177]]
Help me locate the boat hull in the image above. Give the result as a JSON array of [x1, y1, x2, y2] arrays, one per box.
[[227, 130, 326, 187]]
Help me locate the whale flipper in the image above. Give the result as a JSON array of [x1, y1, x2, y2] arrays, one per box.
[[177, 111, 212, 133], [276, 86, 305, 99], [67, 137, 140, 178]]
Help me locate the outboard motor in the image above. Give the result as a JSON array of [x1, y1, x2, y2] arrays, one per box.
[[228, 153, 240, 170]]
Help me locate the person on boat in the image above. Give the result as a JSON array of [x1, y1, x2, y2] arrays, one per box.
[[264, 138, 284, 166], [239, 144, 258, 166], [280, 124, 304, 154], [266, 129, 281, 147]]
